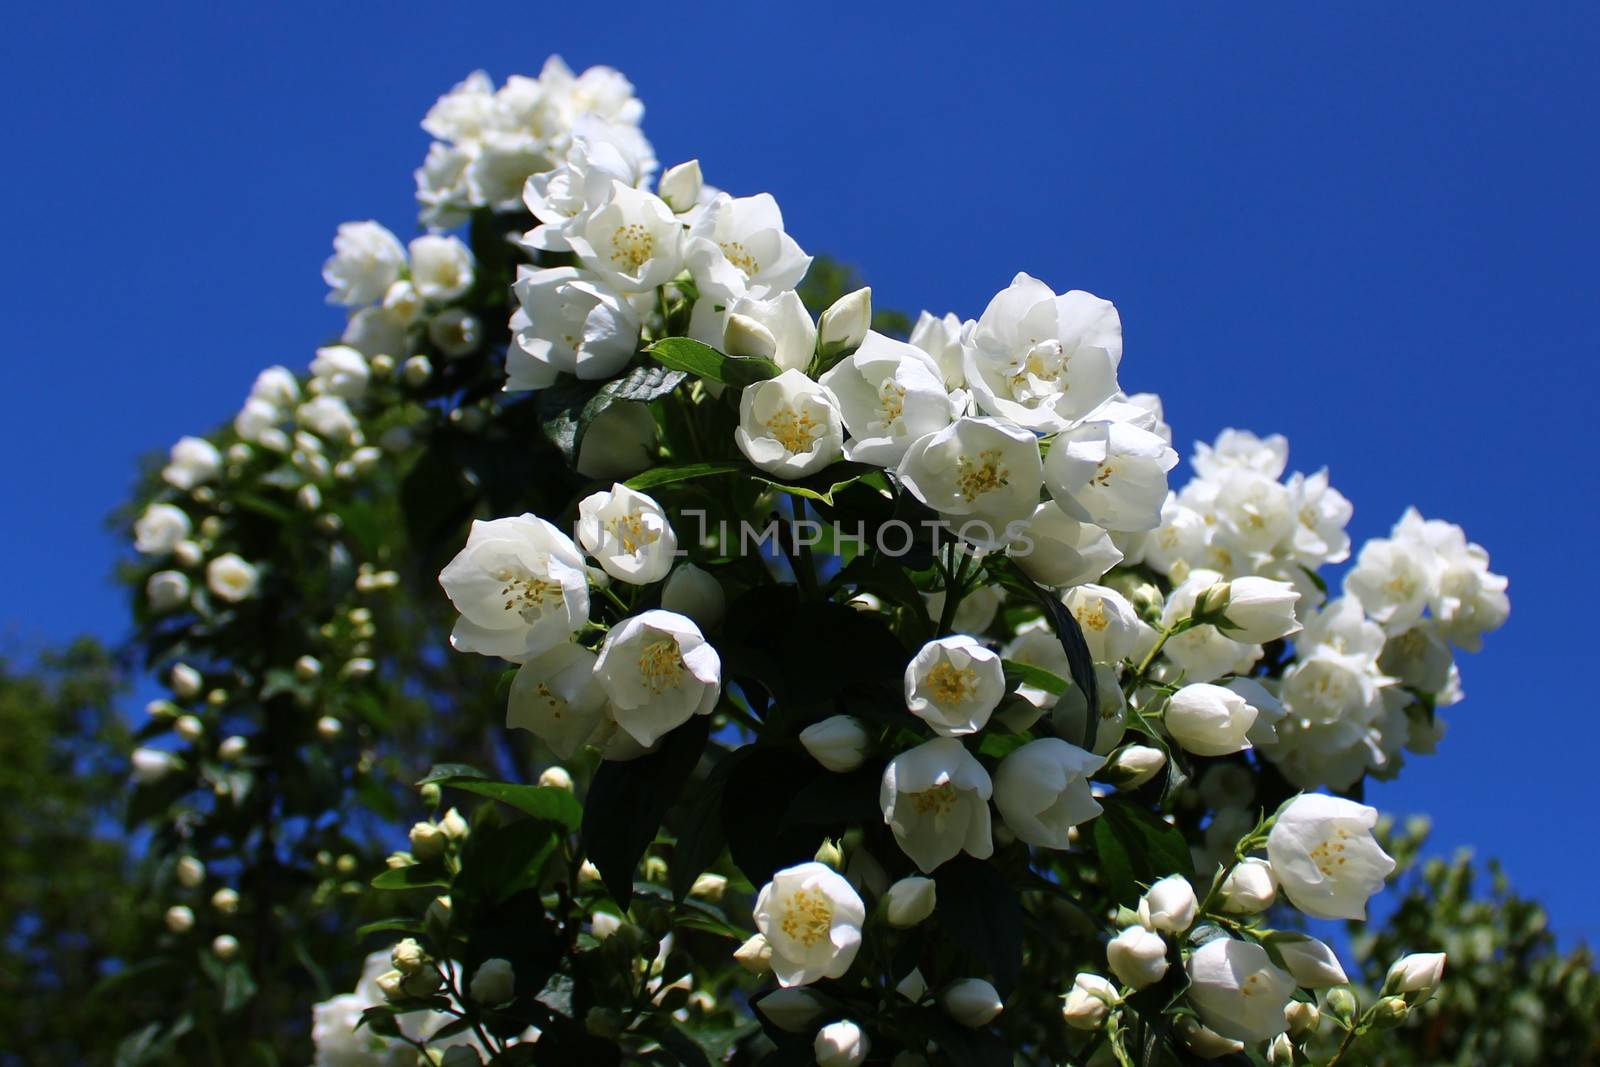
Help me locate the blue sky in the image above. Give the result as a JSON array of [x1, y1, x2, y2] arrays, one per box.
[[3, 3, 1595, 941]]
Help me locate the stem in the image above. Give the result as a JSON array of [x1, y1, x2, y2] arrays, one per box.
[[936, 544, 974, 635], [1326, 1023, 1361, 1067]]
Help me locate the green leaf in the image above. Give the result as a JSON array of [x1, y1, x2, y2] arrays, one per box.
[[1002, 558, 1100, 750], [433, 779, 582, 831], [624, 461, 744, 491], [1092, 799, 1196, 905], [932, 856, 1025, 994], [416, 763, 490, 785], [581, 717, 711, 907], [646, 337, 780, 386], [370, 865, 452, 891], [1002, 659, 1070, 697], [355, 917, 426, 939], [754, 470, 867, 506]]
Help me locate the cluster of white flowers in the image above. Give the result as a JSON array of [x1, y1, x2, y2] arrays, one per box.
[[321, 220, 479, 366]]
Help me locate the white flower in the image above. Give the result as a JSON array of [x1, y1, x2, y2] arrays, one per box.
[[1185, 939, 1295, 1043], [895, 416, 1043, 550], [1137, 875, 1198, 933], [942, 978, 1004, 1027], [818, 287, 872, 355], [1062, 584, 1148, 663], [207, 554, 260, 603], [1274, 935, 1348, 988], [755, 988, 823, 1031], [657, 159, 703, 213], [1386, 952, 1446, 996], [131, 747, 179, 784], [904, 635, 1006, 736], [310, 345, 370, 399], [883, 876, 937, 928], [1220, 858, 1277, 913], [251, 365, 301, 406], [1223, 677, 1287, 746], [1103, 744, 1167, 788], [564, 180, 683, 293], [1160, 570, 1261, 683], [594, 609, 721, 746], [163, 436, 222, 490], [734, 369, 844, 479], [508, 266, 641, 389], [962, 273, 1121, 432], [752, 861, 865, 987], [146, 570, 191, 612], [323, 220, 406, 306], [429, 308, 480, 357], [1344, 533, 1439, 635], [908, 310, 967, 389], [1164, 683, 1257, 757], [235, 398, 283, 446], [800, 715, 871, 772], [660, 563, 725, 628], [575, 484, 677, 585], [813, 1020, 869, 1067], [469, 958, 515, 1005], [1214, 577, 1302, 643], [340, 305, 410, 361], [819, 331, 954, 466], [507, 642, 606, 758], [993, 738, 1104, 848], [1061, 973, 1119, 1031], [1010, 503, 1123, 589], [576, 403, 657, 480], [135, 504, 191, 555], [523, 115, 658, 251], [438, 515, 591, 661], [408, 235, 474, 302], [297, 396, 360, 441], [1106, 925, 1168, 989], [880, 737, 994, 872], [1266, 793, 1396, 919], [684, 192, 811, 302], [690, 289, 816, 373], [1044, 421, 1178, 532]]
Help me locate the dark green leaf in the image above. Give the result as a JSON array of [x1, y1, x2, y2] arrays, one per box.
[[1003, 558, 1099, 750], [625, 461, 744, 491], [932, 856, 1025, 994], [647, 337, 780, 386], [371, 865, 452, 891], [417, 763, 491, 785], [433, 779, 582, 831]]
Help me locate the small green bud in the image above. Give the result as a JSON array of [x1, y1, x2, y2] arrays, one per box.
[[419, 783, 442, 808], [1194, 581, 1232, 622], [814, 838, 845, 870], [1325, 987, 1359, 1024], [1372, 996, 1409, 1029]]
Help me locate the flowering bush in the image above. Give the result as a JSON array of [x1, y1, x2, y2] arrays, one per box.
[[113, 56, 1524, 1067]]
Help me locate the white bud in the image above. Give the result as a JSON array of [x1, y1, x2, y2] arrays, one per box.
[[1268, 1033, 1295, 1066], [813, 1020, 869, 1067], [341, 657, 375, 681], [1220, 857, 1277, 914], [176, 856, 205, 888], [403, 355, 433, 387], [296, 484, 322, 512], [295, 655, 323, 681], [1136, 875, 1197, 933], [409, 821, 447, 860], [818, 287, 871, 355], [591, 912, 622, 941], [660, 564, 725, 628], [211, 934, 240, 960], [690, 873, 728, 901], [391, 937, 428, 975], [1285, 1000, 1320, 1038], [440, 807, 470, 840], [538, 765, 574, 790], [1385, 952, 1446, 997], [1107, 926, 1168, 989], [1061, 973, 1119, 1031], [217, 736, 247, 761], [883, 876, 937, 928], [658, 160, 703, 214], [799, 715, 871, 773], [131, 747, 180, 783], [316, 716, 343, 740], [724, 313, 779, 361], [165, 905, 195, 934], [470, 958, 515, 1005], [733, 932, 772, 973], [170, 663, 203, 700], [1275, 936, 1348, 988], [941, 978, 1003, 1027], [1104, 744, 1166, 788], [175, 715, 204, 743], [211, 888, 240, 915]]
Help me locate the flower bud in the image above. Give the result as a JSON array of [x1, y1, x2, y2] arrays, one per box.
[[316, 716, 343, 740], [1107, 925, 1168, 989], [1175, 1017, 1244, 1058], [1164, 683, 1256, 757], [403, 355, 432, 387], [1217, 577, 1302, 644], [884, 876, 937, 928], [131, 747, 182, 784], [814, 1020, 869, 1067], [757, 988, 823, 1032], [1371, 996, 1409, 1029], [440, 807, 470, 840], [170, 663, 203, 700], [818, 287, 871, 356], [295, 655, 322, 681], [1103, 744, 1166, 788], [799, 715, 870, 772], [658, 160, 703, 214], [1324, 987, 1358, 1025], [375, 969, 406, 1001], [895, 967, 927, 1001], [1220, 858, 1277, 914], [211, 934, 240, 960], [1267, 1033, 1295, 1066], [419, 783, 442, 808], [176, 856, 205, 888], [724, 313, 779, 361], [211, 888, 240, 915], [369, 353, 396, 376], [409, 822, 446, 860], [690, 873, 729, 902], [1275, 935, 1348, 988], [1193, 581, 1232, 621], [733, 932, 772, 973], [469, 958, 515, 1005], [1136, 875, 1197, 933], [814, 838, 844, 869], [538, 765, 574, 790], [340, 657, 375, 681], [579, 860, 602, 883], [1285, 1000, 1320, 1038], [661, 564, 725, 628], [1061, 973, 1119, 1031], [391, 938, 428, 976], [218, 736, 247, 761], [165, 905, 195, 934], [1384, 952, 1445, 999], [175, 715, 204, 743], [643, 855, 669, 882], [941, 978, 1003, 1027]]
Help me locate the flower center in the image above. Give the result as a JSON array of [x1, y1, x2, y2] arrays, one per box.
[[496, 569, 565, 622], [908, 781, 960, 817], [877, 381, 907, 425], [765, 406, 819, 453], [1075, 603, 1110, 632], [638, 637, 685, 693], [608, 512, 660, 555], [610, 223, 655, 272], [720, 240, 760, 277], [926, 661, 977, 705], [779, 887, 833, 947], [955, 449, 1010, 502], [1308, 827, 1354, 877]]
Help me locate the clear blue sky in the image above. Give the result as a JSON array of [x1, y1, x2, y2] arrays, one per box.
[[3, 3, 1595, 941]]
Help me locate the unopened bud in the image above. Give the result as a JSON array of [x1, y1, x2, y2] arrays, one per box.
[[212, 934, 240, 960], [295, 655, 322, 681], [818, 287, 871, 356], [175, 715, 205, 743], [1194, 581, 1232, 622], [391, 938, 428, 975], [211, 888, 240, 915], [419, 783, 442, 808], [734, 933, 772, 974], [941, 978, 1003, 1028], [1103, 744, 1166, 788], [538, 765, 573, 790], [165, 905, 195, 934], [170, 663, 203, 700], [884, 876, 937, 928], [658, 159, 702, 213], [1285, 1000, 1320, 1038], [469, 958, 515, 1005], [1325, 986, 1359, 1025], [1267, 1033, 1295, 1065], [1372, 996, 1409, 1029], [409, 822, 446, 860], [217, 735, 247, 761], [176, 856, 205, 888], [403, 355, 433, 387], [316, 715, 343, 740], [690, 873, 728, 902], [723, 313, 778, 361], [814, 838, 844, 870], [439, 807, 470, 840]]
